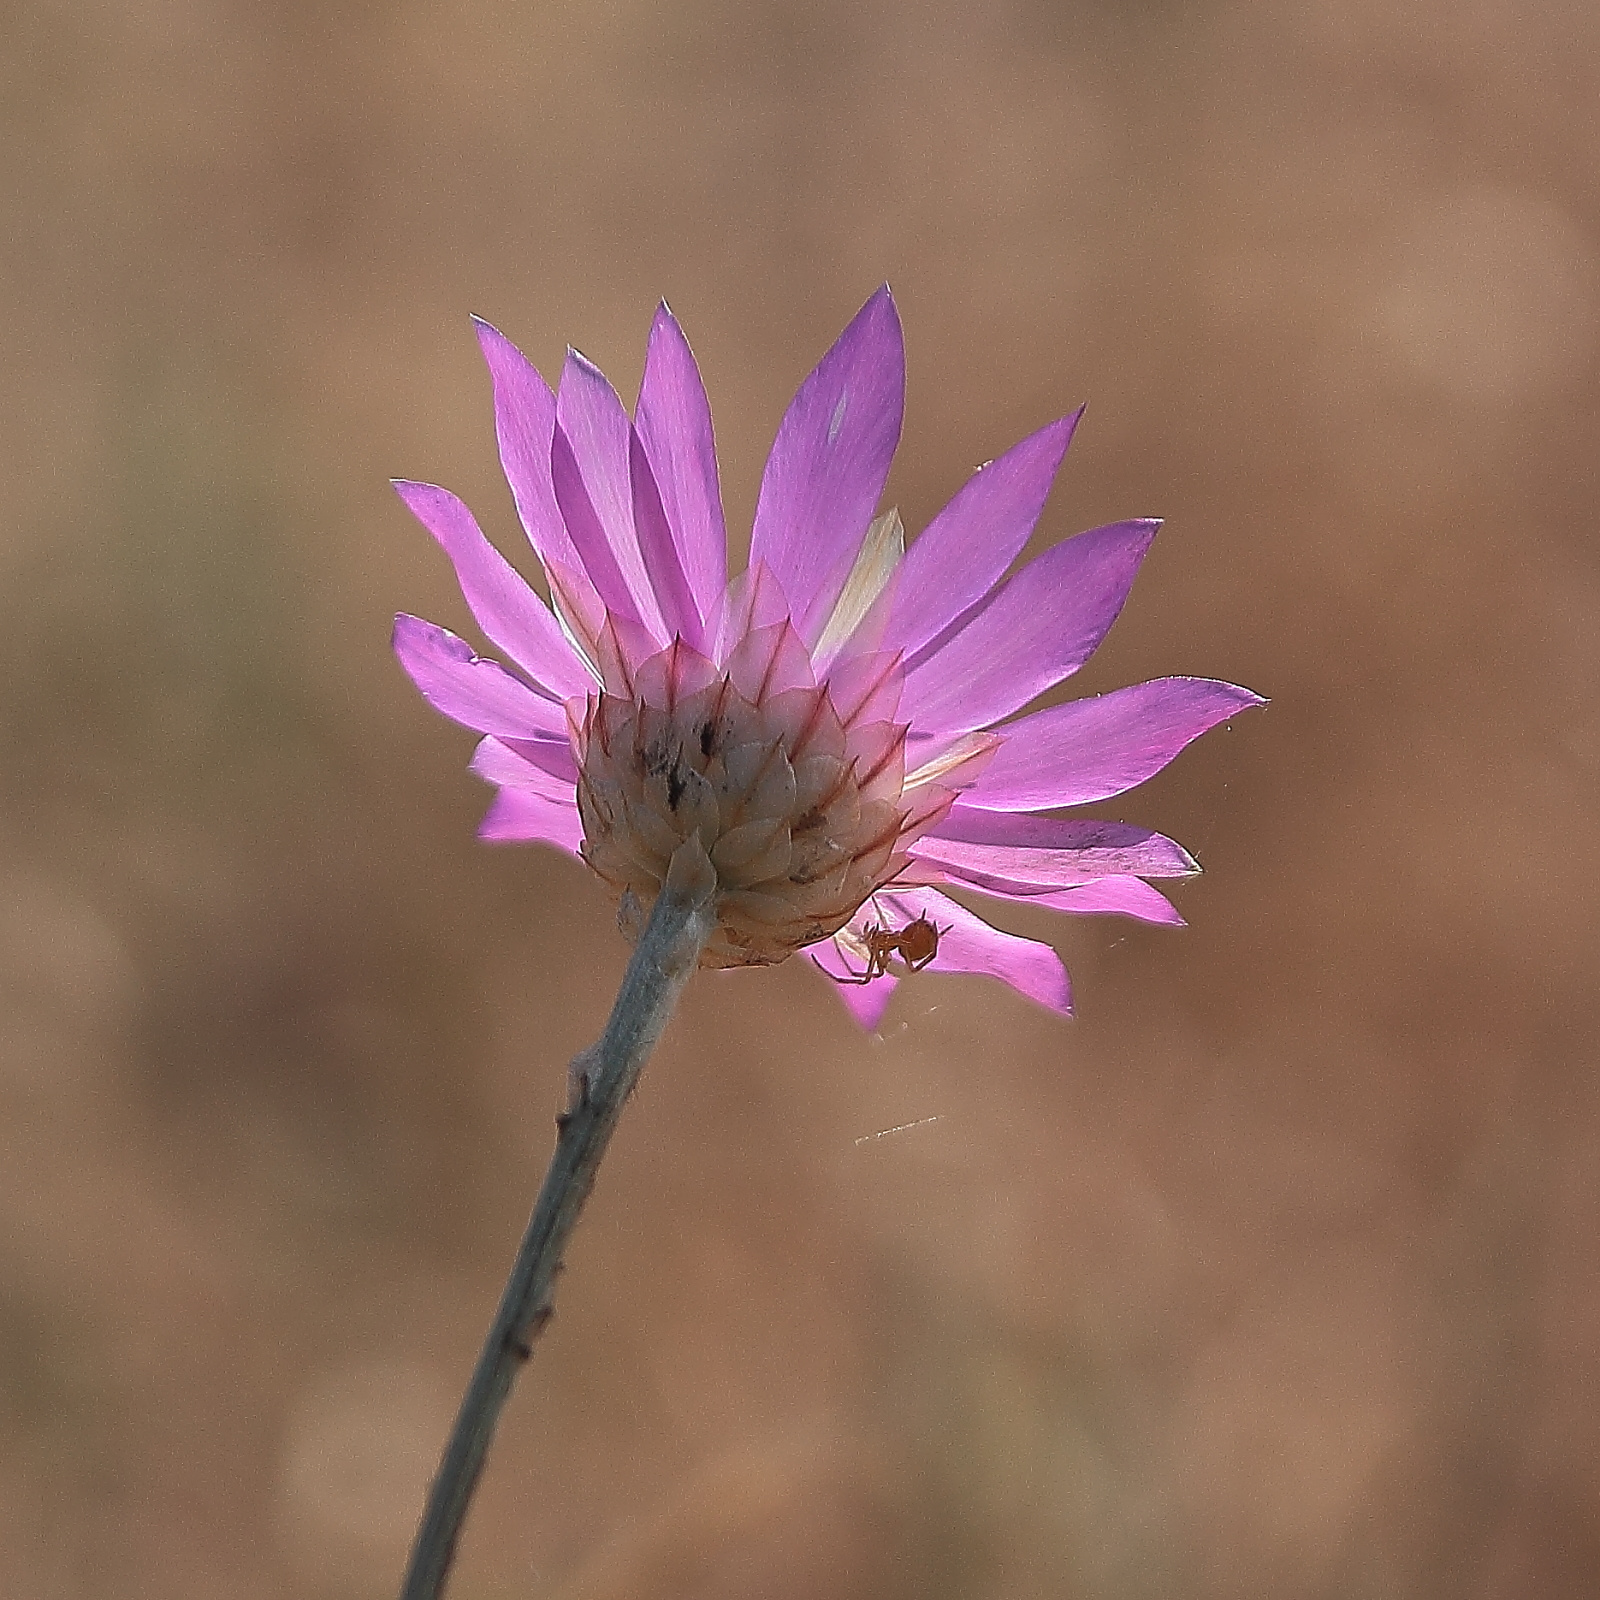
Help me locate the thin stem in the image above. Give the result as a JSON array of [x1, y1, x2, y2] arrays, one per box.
[[398, 840, 718, 1600]]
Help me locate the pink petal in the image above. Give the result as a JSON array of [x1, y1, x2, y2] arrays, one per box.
[[709, 559, 793, 663], [749, 287, 905, 648], [908, 839, 1181, 891], [629, 424, 704, 649], [809, 938, 899, 1029], [874, 887, 1071, 1015], [478, 788, 586, 853], [392, 480, 593, 701], [847, 720, 909, 806], [635, 303, 728, 626], [895, 783, 958, 847], [924, 807, 1199, 877], [823, 648, 904, 728], [541, 555, 613, 675], [885, 411, 1082, 660], [886, 856, 952, 888], [630, 636, 722, 714], [723, 619, 817, 703], [393, 614, 568, 739], [591, 610, 669, 699], [554, 351, 665, 636], [469, 735, 578, 803], [1024, 877, 1185, 925], [503, 735, 580, 786], [472, 318, 581, 574], [551, 421, 650, 632], [963, 678, 1267, 811], [903, 730, 1003, 792], [902, 520, 1158, 737]]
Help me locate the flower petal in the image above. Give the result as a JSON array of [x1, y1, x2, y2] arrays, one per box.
[[478, 788, 586, 853], [822, 647, 904, 728], [1026, 877, 1185, 925], [749, 287, 905, 647], [630, 636, 722, 715], [903, 730, 1002, 792], [469, 735, 579, 802], [874, 887, 1071, 1015], [812, 508, 904, 670], [591, 610, 668, 699], [708, 559, 794, 663], [885, 411, 1082, 660], [809, 937, 898, 1029], [635, 303, 728, 625], [554, 350, 665, 635], [392, 480, 593, 701], [724, 619, 818, 703], [393, 614, 567, 738], [550, 439, 649, 637], [910, 823, 1197, 890], [472, 318, 581, 574], [963, 678, 1267, 811], [902, 519, 1158, 736], [926, 807, 1198, 875], [629, 424, 704, 649]]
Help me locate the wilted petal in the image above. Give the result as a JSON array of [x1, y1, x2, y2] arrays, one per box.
[[903, 519, 1158, 736], [393, 615, 567, 738], [886, 412, 1081, 660], [636, 302, 728, 624], [472, 318, 581, 573], [479, 788, 586, 853], [874, 887, 1071, 1015], [749, 287, 904, 647], [392, 480, 592, 701], [812, 508, 904, 669], [809, 937, 899, 1028], [964, 678, 1267, 811]]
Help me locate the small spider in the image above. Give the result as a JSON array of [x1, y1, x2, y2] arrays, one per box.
[[834, 914, 947, 984]]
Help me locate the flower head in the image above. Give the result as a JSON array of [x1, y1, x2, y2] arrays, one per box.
[[395, 289, 1262, 1026]]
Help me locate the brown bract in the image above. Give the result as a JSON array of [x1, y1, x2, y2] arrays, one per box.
[[578, 679, 900, 967], [575, 639, 950, 968]]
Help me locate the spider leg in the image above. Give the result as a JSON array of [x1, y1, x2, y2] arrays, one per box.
[[832, 947, 872, 984]]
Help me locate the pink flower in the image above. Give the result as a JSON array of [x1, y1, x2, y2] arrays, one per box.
[[394, 289, 1262, 1027]]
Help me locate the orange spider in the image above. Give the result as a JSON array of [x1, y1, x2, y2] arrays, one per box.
[[834, 914, 947, 984]]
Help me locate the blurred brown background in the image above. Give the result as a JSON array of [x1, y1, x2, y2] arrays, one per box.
[[3, 0, 1597, 1596]]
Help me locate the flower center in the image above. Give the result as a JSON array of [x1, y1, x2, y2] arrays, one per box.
[[576, 647, 912, 968]]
